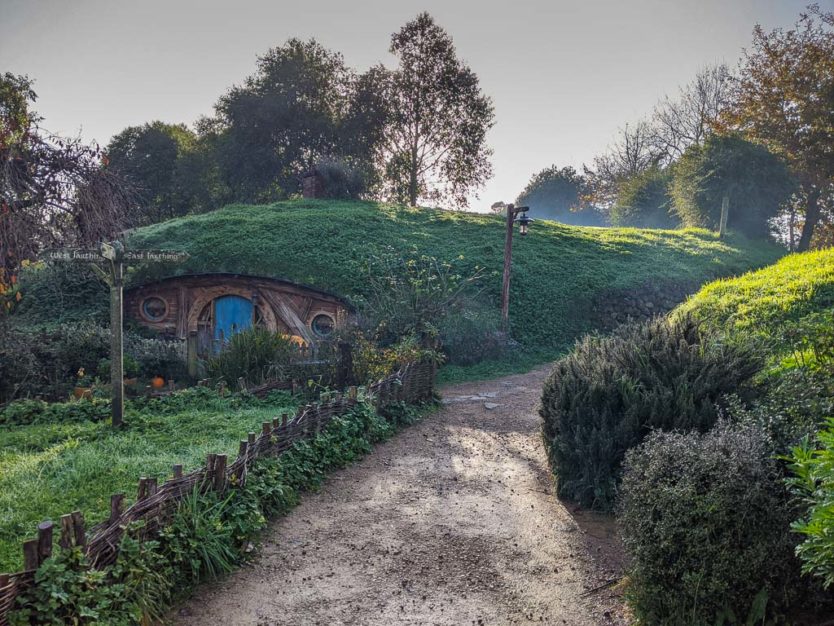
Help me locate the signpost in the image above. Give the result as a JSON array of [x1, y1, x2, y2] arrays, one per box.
[[40, 241, 189, 427]]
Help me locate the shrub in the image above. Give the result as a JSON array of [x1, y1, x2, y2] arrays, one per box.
[[787, 418, 834, 590], [539, 315, 762, 510], [0, 397, 111, 426], [619, 423, 802, 625], [206, 327, 300, 386], [313, 157, 371, 199], [611, 166, 678, 228], [438, 303, 508, 365]]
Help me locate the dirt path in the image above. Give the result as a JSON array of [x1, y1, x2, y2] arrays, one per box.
[[173, 366, 626, 626]]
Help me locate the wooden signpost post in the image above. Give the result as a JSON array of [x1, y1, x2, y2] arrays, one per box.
[[41, 241, 188, 427]]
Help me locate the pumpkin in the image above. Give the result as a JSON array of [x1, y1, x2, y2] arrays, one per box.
[[151, 376, 166, 389]]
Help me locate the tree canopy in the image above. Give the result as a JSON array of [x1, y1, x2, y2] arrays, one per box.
[[516, 165, 604, 226], [670, 134, 794, 237], [376, 13, 495, 208], [107, 121, 198, 224], [723, 6, 834, 250]]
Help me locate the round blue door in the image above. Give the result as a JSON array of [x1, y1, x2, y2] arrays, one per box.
[[213, 295, 254, 350]]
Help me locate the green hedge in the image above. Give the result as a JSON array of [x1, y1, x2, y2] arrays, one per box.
[[619, 423, 802, 625], [539, 315, 762, 510]]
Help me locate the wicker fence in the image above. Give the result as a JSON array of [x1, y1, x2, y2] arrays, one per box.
[[0, 359, 436, 625]]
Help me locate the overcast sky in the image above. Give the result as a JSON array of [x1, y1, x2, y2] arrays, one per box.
[[1, 0, 823, 211]]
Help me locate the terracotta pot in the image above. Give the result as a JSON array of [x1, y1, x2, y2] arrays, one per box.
[[151, 376, 166, 389]]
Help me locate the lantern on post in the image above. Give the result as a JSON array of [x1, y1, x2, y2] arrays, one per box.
[[500, 204, 533, 333]]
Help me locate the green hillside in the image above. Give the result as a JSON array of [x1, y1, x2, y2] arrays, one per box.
[[125, 199, 783, 354], [677, 248, 834, 341]]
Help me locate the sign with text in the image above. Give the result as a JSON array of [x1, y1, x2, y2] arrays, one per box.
[[41, 248, 189, 264]]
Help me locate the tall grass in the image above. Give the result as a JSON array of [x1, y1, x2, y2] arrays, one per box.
[[0, 394, 299, 572]]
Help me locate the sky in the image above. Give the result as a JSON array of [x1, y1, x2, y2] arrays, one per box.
[[0, 0, 824, 211]]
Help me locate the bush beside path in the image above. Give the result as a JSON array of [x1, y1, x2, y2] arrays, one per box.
[[171, 367, 626, 625]]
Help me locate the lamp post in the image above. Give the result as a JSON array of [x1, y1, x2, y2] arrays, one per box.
[[501, 204, 532, 333]]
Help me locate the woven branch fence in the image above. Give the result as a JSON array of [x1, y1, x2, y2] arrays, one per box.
[[0, 359, 435, 625]]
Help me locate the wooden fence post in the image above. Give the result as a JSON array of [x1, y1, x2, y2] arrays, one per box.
[[213, 455, 227, 492], [59, 515, 74, 550], [71, 511, 85, 548], [37, 522, 53, 565], [109, 494, 125, 525], [22, 540, 38, 571]]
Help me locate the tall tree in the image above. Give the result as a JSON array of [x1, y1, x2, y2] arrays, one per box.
[[378, 13, 495, 208], [212, 39, 352, 202], [723, 6, 834, 250], [1, 73, 134, 316], [516, 165, 604, 225], [584, 120, 662, 209], [107, 121, 197, 223], [651, 64, 732, 160]]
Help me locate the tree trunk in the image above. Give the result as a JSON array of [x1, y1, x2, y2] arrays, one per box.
[[408, 149, 418, 207], [797, 186, 821, 252]]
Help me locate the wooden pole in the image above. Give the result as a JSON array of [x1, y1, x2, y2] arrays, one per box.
[[501, 204, 516, 334], [110, 255, 125, 427], [719, 195, 729, 239]]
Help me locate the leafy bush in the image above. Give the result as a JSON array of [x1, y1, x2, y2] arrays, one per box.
[[619, 423, 803, 625], [438, 303, 508, 365], [0, 397, 111, 426], [539, 315, 762, 510], [0, 323, 188, 403], [13, 263, 108, 326], [787, 418, 834, 590], [206, 326, 310, 386], [313, 157, 371, 199], [359, 250, 485, 348], [611, 166, 678, 228], [9, 531, 173, 626], [124, 335, 187, 380]]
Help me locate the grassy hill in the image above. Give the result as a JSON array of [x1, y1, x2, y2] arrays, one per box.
[[677, 248, 834, 341], [124, 199, 783, 357], [677, 248, 834, 376]]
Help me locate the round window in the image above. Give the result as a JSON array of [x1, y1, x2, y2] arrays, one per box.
[[141, 296, 168, 322], [311, 313, 335, 338]]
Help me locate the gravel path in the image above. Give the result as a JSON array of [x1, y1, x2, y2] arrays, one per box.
[[173, 366, 626, 625]]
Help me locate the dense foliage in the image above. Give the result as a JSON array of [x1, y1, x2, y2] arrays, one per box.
[[539, 315, 761, 510], [670, 134, 795, 238], [0, 322, 186, 403], [205, 326, 309, 386], [610, 166, 676, 228], [620, 423, 801, 625], [789, 419, 834, 590]]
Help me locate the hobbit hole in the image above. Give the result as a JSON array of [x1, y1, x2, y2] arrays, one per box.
[[125, 274, 350, 376]]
